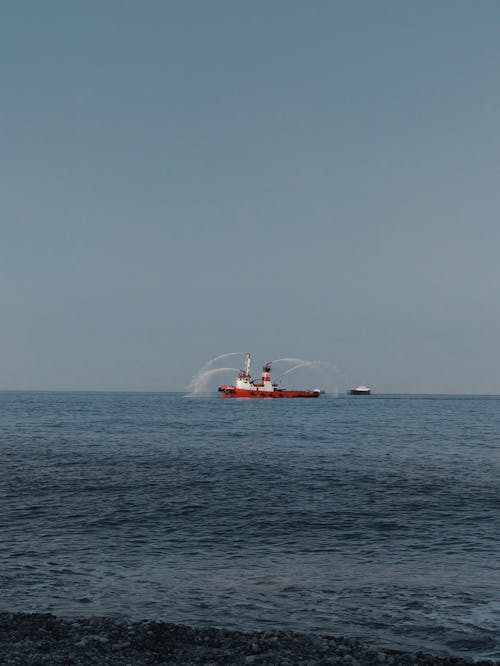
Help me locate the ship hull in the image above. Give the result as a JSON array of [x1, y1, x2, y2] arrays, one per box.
[[219, 386, 320, 398]]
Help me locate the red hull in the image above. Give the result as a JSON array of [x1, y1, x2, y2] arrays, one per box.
[[219, 386, 320, 398]]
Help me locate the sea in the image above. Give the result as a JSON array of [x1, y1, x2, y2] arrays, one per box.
[[1, 391, 499, 661]]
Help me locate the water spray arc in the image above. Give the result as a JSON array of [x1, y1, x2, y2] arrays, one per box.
[[271, 357, 336, 386], [187, 367, 240, 395], [187, 352, 247, 395], [189, 353, 340, 397], [198, 352, 245, 373]]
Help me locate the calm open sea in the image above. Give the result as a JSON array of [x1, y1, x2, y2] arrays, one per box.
[[1, 392, 499, 660]]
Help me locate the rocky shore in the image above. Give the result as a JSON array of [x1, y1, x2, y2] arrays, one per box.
[[0, 613, 497, 666]]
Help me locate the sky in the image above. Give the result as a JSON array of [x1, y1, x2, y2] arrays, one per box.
[[2, 0, 500, 393]]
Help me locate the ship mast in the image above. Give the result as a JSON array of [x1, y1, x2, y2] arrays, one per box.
[[244, 353, 251, 378]]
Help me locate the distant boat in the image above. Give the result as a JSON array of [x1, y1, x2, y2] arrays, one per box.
[[349, 385, 371, 395]]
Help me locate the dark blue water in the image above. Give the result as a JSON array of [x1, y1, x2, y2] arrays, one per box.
[[1, 392, 499, 660]]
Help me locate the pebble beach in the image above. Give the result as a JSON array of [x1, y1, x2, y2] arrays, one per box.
[[1, 613, 498, 666]]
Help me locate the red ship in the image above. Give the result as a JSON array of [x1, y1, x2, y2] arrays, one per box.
[[218, 354, 321, 398]]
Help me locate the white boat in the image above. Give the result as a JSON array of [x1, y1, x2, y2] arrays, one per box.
[[349, 385, 371, 395]]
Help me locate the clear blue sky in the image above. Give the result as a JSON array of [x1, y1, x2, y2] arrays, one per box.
[[2, 0, 500, 393]]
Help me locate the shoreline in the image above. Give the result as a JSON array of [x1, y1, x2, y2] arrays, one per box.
[[0, 613, 498, 665]]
